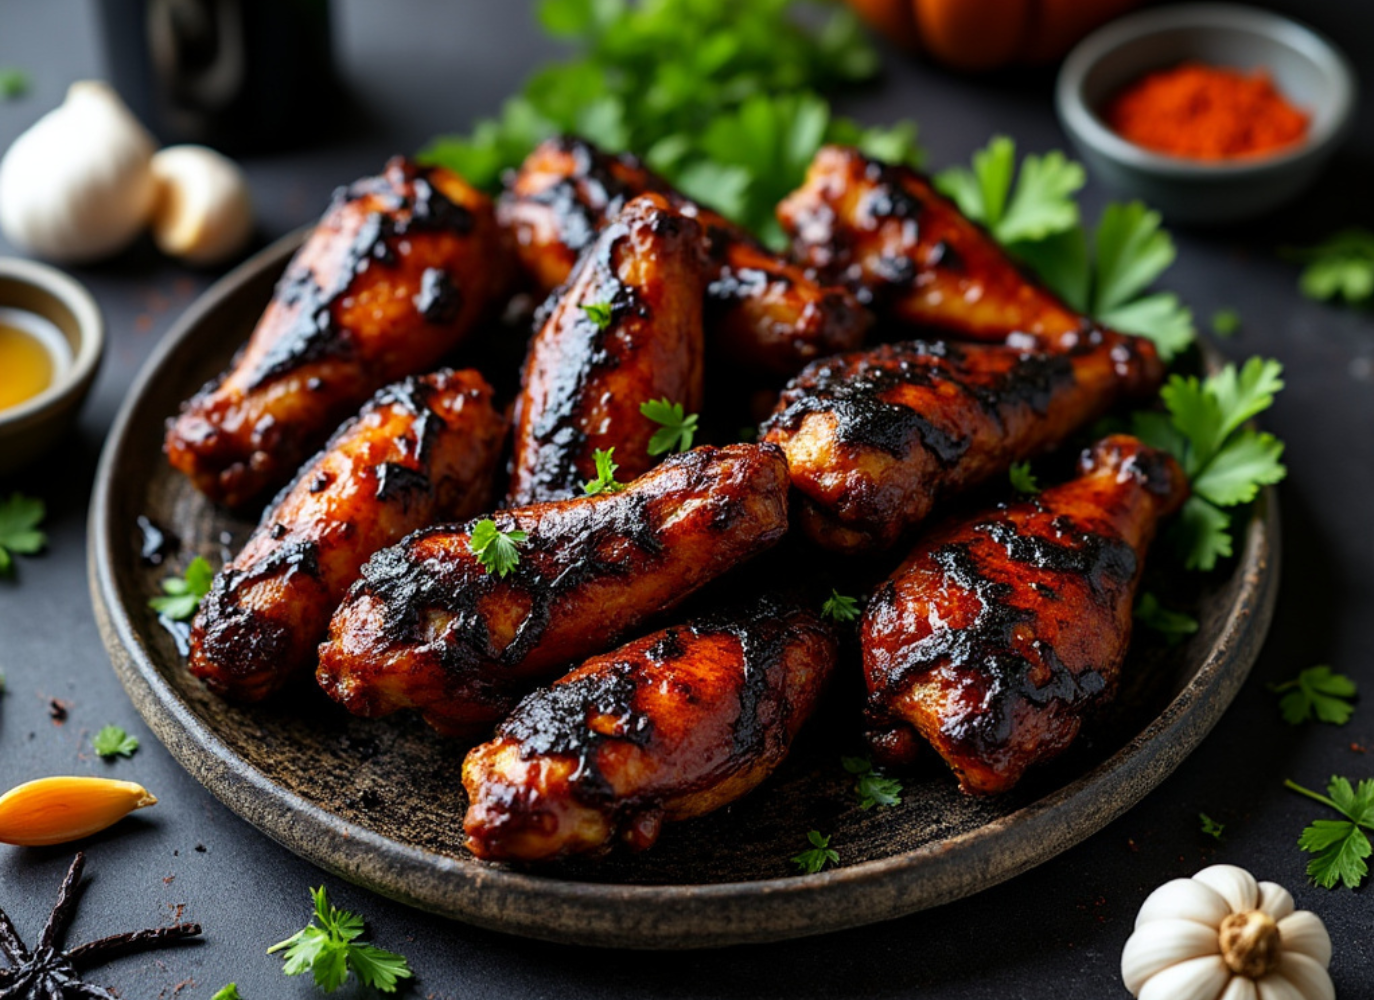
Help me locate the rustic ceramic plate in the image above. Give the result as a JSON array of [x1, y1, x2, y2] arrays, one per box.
[[89, 232, 1280, 949]]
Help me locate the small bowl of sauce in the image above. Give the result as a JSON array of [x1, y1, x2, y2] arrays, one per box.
[[0, 258, 104, 475]]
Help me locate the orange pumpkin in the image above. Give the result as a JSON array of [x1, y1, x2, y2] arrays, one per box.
[[847, 0, 1144, 71]]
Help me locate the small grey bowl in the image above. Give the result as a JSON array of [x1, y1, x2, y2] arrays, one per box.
[[1056, 3, 1356, 226], [0, 258, 104, 475]]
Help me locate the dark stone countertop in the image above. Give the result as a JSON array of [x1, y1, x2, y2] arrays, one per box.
[[0, 1, 1371, 997]]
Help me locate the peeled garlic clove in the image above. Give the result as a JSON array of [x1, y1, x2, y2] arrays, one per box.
[[1220, 977, 1259, 1000], [1136, 877, 1231, 930], [1122, 919, 1221, 994], [1136, 955, 1230, 1000], [1194, 864, 1260, 914], [149, 144, 253, 266], [0, 775, 157, 845], [0, 80, 156, 262], [1255, 974, 1309, 1000], [1256, 881, 1295, 922], [1277, 911, 1333, 967]]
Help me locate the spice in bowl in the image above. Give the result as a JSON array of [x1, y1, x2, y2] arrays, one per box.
[[1103, 61, 1310, 161]]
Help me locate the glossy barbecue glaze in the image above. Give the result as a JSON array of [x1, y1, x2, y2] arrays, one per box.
[[862, 435, 1188, 795], [188, 369, 507, 701], [463, 595, 838, 862], [165, 157, 513, 507], [501, 136, 870, 375], [779, 145, 1106, 352], [317, 443, 791, 738], [762, 338, 1163, 553], [507, 193, 707, 504]]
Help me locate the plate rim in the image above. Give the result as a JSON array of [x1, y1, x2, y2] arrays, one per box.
[[88, 231, 1281, 949]]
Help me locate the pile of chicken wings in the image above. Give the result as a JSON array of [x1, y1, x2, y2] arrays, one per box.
[[164, 140, 1187, 864]]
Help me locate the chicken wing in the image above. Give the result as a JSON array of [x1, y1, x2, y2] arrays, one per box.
[[507, 193, 707, 504], [188, 369, 507, 701], [500, 136, 870, 375], [316, 443, 791, 737], [462, 595, 837, 861], [862, 434, 1187, 794], [779, 145, 1103, 351], [761, 337, 1163, 553], [166, 157, 513, 507]]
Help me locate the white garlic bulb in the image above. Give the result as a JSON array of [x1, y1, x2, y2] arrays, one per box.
[[149, 145, 253, 266], [0, 81, 157, 262], [1123, 865, 1335, 1000]]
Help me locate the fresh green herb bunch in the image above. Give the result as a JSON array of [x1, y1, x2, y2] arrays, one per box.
[[269, 886, 413, 993]]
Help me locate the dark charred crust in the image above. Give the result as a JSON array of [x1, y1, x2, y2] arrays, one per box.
[[974, 518, 1137, 598], [374, 462, 432, 503], [414, 267, 463, 323]]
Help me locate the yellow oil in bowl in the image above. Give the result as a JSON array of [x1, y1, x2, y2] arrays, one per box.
[[0, 308, 71, 413]]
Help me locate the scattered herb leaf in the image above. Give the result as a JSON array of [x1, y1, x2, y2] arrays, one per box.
[[467, 520, 527, 578], [1286, 228, 1374, 305], [582, 447, 628, 495], [580, 301, 614, 329], [0, 492, 47, 575], [211, 986, 242, 1000], [1270, 666, 1358, 726], [148, 555, 214, 621], [1286, 776, 1374, 889], [0, 68, 28, 100], [791, 829, 839, 874], [821, 589, 859, 623], [92, 725, 139, 759], [268, 886, 413, 993], [640, 397, 699, 455], [841, 756, 903, 809], [1008, 460, 1040, 494], [1134, 592, 1198, 645], [1199, 812, 1225, 840], [935, 135, 1084, 246], [1211, 308, 1241, 336]]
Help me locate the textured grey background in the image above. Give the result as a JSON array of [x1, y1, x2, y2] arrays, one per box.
[[0, 1, 1371, 997]]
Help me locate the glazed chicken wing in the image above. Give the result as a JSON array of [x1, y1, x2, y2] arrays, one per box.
[[780, 145, 1104, 351], [507, 193, 707, 504], [501, 136, 870, 375], [317, 443, 791, 737], [862, 435, 1187, 794], [166, 157, 513, 507], [463, 595, 837, 861], [188, 369, 507, 701], [762, 337, 1163, 553]]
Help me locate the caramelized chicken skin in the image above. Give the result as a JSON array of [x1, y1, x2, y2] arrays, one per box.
[[463, 595, 837, 861], [317, 443, 791, 737], [780, 145, 1105, 351], [501, 136, 870, 375], [762, 337, 1163, 553], [862, 435, 1187, 794], [507, 193, 707, 504], [188, 369, 507, 701], [165, 157, 513, 507]]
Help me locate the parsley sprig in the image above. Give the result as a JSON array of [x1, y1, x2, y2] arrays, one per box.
[[467, 519, 528, 578], [1199, 813, 1225, 840], [1008, 461, 1039, 495], [581, 301, 614, 329], [1133, 592, 1199, 646], [582, 447, 627, 495], [935, 135, 1085, 247], [0, 492, 47, 575], [1287, 228, 1374, 305], [0, 68, 27, 100], [641, 398, 698, 455], [820, 590, 859, 623], [92, 725, 139, 759], [1286, 776, 1374, 889], [1270, 666, 1358, 726], [210, 987, 240, 1000], [268, 886, 413, 993], [791, 830, 839, 874], [841, 756, 903, 809], [148, 556, 214, 621]]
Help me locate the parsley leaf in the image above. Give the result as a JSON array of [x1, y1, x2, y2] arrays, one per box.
[[0, 492, 47, 575], [467, 520, 527, 578], [640, 398, 698, 455], [1133, 592, 1198, 645], [841, 756, 903, 809], [1211, 308, 1241, 337], [935, 136, 1084, 246], [268, 886, 413, 993], [1199, 813, 1225, 840], [581, 301, 614, 329], [1287, 228, 1374, 305], [1008, 461, 1040, 494], [148, 555, 214, 621], [582, 447, 628, 495], [92, 725, 139, 759], [211, 986, 241, 1000], [0, 68, 28, 100], [1270, 666, 1358, 726], [791, 829, 839, 874], [821, 590, 859, 623], [1286, 776, 1374, 889]]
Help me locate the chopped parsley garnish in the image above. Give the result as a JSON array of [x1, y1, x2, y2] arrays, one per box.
[[92, 725, 139, 759], [1199, 812, 1225, 840], [268, 886, 413, 993], [1270, 666, 1358, 726], [820, 589, 860, 623], [1286, 776, 1374, 889], [1008, 461, 1040, 494], [148, 556, 214, 621], [580, 301, 614, 329], [210, 986, 241, 1000], [582, 447, 627, 495], [0, 492, 47, 575], [1133, 592, 1198, 645], [0, 68, 28, 100], [467, 519, 527, 578], [1287, 228, 1374, 305], [791, 830, 839, 874], [640, 398, 699, 455], [1211, 308, 1241, 337], [841, 756, 903, 809]]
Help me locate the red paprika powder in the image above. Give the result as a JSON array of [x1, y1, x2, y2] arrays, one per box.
[[1104, 61, 1310, 160]]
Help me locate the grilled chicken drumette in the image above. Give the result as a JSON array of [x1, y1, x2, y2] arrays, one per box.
[[463, 595, 837, 862], [862, 435, 1187, 795], [501, 136, 870, 376], [507, 193, 707, 505], [762, 337, 1163, 553], [317, 443, 791, 738], [188, 369, 506, 701], [166, 157, 513, 507]]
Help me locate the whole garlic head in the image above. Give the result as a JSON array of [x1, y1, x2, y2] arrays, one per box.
[[1123, 865, 1334, 1000], [0, 81, 157, 262], [150, 145, 253, 266]]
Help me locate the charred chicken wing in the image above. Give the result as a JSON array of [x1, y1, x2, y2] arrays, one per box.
[[862, 435, 1187, 794], [507, 193, 707, 505], [762, 337, 1163, 553], [166, 157, 513, 507], [317, 443, 791, 737], [780, 145, 1107, 351], [188, 369, 507, 701], [462, 595, 838, 861], [500, 136, 870, 375]]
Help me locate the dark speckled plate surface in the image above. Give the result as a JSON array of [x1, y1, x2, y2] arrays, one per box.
[[89, 232, 1279, 949]]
